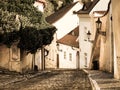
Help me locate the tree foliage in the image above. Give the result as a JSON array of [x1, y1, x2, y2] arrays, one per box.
[[0, 10, 20, 32], [0, 0, 52, 29], [0, 0, 57, 54], [2, 31, 19, 48], [18, 26, 56, 54], [18, 27, 42, 54], [40, 27, 56, 45], [49, 0, 73, 11]]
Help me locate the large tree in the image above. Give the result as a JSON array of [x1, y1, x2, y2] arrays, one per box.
[[0, 0, 57, 54], [48, 0, 73, 11]]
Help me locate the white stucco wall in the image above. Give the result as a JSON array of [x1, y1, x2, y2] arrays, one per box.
[[79, 16, 93, 68], [45, 2, 82, 69], [53, 2, 82, 39], [59, 44, 78, 69], [35, 50, 42, 70], [45, 34, 58, 69]]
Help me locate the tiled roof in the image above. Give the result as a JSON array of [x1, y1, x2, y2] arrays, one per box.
[[46, 2, 78, 24], [68, 26, 79, 36], [56, 26, 79, 48], [74, 0, 99, 14], [57, 35, 79, 48]]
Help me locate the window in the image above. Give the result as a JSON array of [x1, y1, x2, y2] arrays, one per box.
[[64, 51, 66, 59], [69, 53, 72, 61], [71, 31, 75, 36], [84, 26, 88, 41], [84, 53, 87, 67]]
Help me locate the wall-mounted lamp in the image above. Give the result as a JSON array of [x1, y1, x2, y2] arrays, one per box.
[[87, 30, 91, 40], [44, 49, 49, 56], [87, 30, 94, 43], [56, 43, 62, 52], [96, 18, 106, 36]]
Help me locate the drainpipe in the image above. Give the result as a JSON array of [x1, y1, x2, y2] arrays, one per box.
[[111, 14, 114, 73], [32, 53, 35, 71]]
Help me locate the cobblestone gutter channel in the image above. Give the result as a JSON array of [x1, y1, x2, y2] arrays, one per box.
[[0, 69, 92, 90], [82, 69, 99, 90], [0, 71, 48, 87]]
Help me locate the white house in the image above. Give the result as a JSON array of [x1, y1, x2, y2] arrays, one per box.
[[57, 27, 79, 69], [75, 0, 120, 80], [75, 0, 110, 69], [45, 1, 82, 69], [73, 0, 100, 69]]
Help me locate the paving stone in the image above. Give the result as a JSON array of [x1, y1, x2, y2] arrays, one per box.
[[85, 69, 120, 90], [0, 70, 92, 90]]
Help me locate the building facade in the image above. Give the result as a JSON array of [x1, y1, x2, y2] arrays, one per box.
[[45, 1, 82, 69], [112, 0, 120, 79], [57, 27, 79, 69]]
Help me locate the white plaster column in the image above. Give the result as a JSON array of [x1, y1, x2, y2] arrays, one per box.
[[79, 14, 93, 68]]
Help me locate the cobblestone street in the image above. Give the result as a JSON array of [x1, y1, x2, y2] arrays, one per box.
[[0, 70, 92, 90]]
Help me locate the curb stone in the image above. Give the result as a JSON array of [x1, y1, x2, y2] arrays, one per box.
[[82, 69, 100, 90]]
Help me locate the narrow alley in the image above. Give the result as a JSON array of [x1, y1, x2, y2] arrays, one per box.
[[0, 70, 92, 90]]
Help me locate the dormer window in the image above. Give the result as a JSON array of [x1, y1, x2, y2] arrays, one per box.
[[71, 31, 75, 36]]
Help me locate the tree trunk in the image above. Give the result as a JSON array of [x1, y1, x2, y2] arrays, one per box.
[[41, 47, 45, 70]]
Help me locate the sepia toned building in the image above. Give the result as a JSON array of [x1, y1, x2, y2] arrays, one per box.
[[112, 0, 120, 79], [45, 1, 82, 69], [56, 27, 79, 69]]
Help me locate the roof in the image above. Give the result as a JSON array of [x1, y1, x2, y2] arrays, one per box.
[[57, 35, 79, 48], [56, 26, 79, 48], [74, 0, 99, 14], [46, 2, 78, 24], [93, 11, 107, 17], [93, 11, 107, 14], [68, 26, 79, 36]]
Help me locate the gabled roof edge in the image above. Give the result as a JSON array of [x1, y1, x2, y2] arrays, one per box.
[[74, 0, 100, 14], [46, 2, 78, 24]]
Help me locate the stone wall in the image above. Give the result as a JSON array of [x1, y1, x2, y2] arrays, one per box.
[[112, 0, 120, 79], [0, 45, 10, 70], [0, 44, 42, 73], [99, 14, 113, 72]]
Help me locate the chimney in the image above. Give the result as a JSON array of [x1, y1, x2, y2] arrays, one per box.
[[34, 0, 46, 12]]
